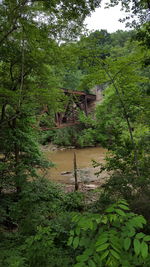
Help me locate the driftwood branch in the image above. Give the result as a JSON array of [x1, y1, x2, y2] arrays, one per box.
[[74, 152, 79, 191]]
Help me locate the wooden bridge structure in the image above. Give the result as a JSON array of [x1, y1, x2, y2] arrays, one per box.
[[54, 88, 96, 128]]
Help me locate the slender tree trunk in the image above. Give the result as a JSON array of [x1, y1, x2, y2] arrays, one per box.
[[74, 152, 79, 191], [102, 65, 140, 177], [12, 117, 21, 193], [18, 33, 25, 108], [0, 104, 6, 124]]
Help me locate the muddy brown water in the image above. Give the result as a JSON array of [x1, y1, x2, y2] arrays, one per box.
[[42, 147, 107, 184]]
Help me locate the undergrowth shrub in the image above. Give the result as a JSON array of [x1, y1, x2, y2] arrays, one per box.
[[9, 179, 66, 235], [68, 199, 150, 267], [64, 192, 84, 211], [39, 123, 102, 147], [39, 130, 55, 145], [0, 179, 85, 266]]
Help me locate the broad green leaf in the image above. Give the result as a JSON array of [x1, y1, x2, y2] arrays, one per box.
[[106, 255, 117, 266], [110, 249, 120, 259], [118, 204, 130, 210], [128, 228, 135, 237], [79, 219, 93, 230], [105, 207, 115, 213], [70, 230, 74, 236], [88, 259, 96, 267], [137, 216, 146, 225], [101, 215, 108, 224], [130, 217, 145, 228], [118, 200, 128, 205], [73, 236, 79, 249], [141, 241, 148, 259], [97, 232, 109, 240], [115, 209, 126, 216], [76, 253, 89, 262], [96, 237, 108, 247], [109, 214, 117, 222], [100, 250, 109, 261], [84, 248, 94, 257], [94, 254, 101, 264], [96, 243, 109, 252], [109, 235, 120, 246], [110, 241, 121, 252], [124, 237, 131, 251], [134, 239, 141, 255], [75, 227, 80, 235], [143, 235, 150, 242], [67, 236, 73, 246], [135, 233, 145, 239], [96, 218, 101, 224]]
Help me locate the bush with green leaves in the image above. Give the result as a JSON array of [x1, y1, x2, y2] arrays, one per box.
[[77, 128, 97, 147], [68, 200, 150, 267], [8, 179, 69, 235], [48, 123, 102, 148], [0, 105, 52, 193], [45, 125, 82, 147], [64, 192, 85, 211], [22, 223, 75, 267], [0, 180, 85, 267], [38, 130, 56, 145]]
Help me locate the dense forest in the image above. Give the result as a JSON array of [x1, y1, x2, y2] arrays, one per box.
[[0, 0, 150, 266]]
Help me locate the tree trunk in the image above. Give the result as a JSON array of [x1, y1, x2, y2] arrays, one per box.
[[103, 65, 140, 177], [12, 117, 21, 193], [0, 104, 6, 124], [74, 152, 79, 191]]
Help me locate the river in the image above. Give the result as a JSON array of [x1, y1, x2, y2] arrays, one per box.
[[42, 146, 107, 185]]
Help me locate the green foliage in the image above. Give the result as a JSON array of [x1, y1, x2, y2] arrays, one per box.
[[0, 246, 27, 267], [78, 112, 107, 146], [46, 110, 105, 148], [77, 128, 97, 147], [52, 127, 77, 146], [93, 50, 150, 210], [38, 130, 56, 145], [23, 226, 56, 267], [0, 179, 85, 266], [0, 0, 150, 266], [0, 0, 102, 193], [9, 179, 67, 234], [64, 192, 84, 212], [79, 34, 150, 218], [0, 106, 52, 192], [45, 123, 97, 147], [68, 200, 150, 266]]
